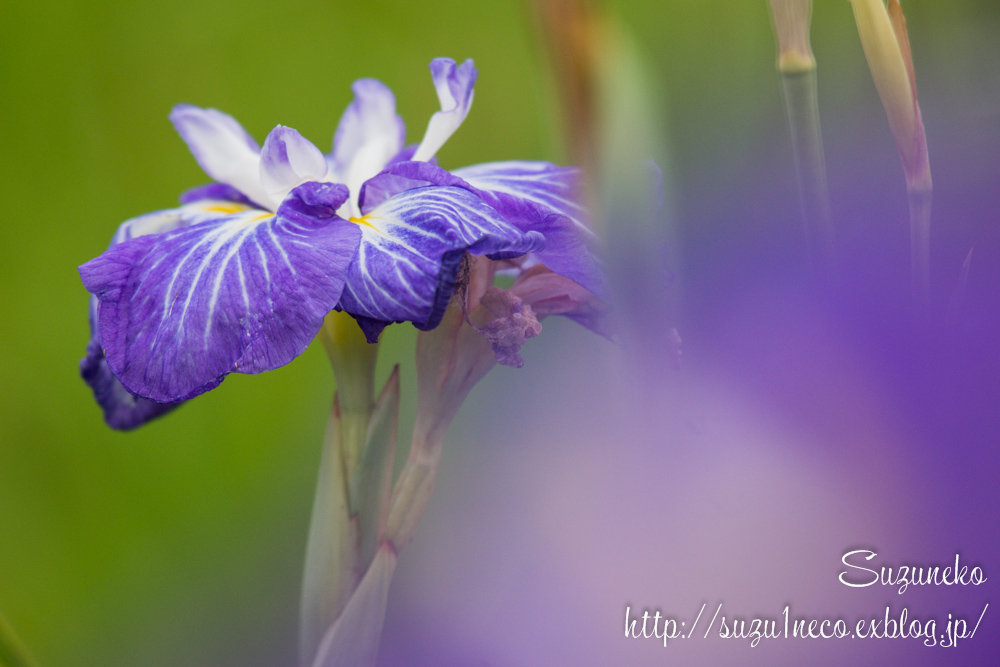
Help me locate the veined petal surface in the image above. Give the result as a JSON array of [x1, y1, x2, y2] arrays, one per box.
[[80, 208, 203, 429], [452, 161, 590, 236], [79, 183, 361, 403], [453, 161, 604, 296], [82, 299, 178, 430], [338, 186, 544, 339], [360, 160, 605, 296], [411, 58, 477, 162], [170, 105, 271, 209]]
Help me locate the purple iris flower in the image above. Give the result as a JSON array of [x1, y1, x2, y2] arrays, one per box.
[[79, 57, 604, 429]]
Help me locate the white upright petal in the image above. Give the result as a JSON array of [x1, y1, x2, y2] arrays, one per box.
[[331, 79, 405, 178], [411, 58, 478, 163], [170, 105, 271, 209], [331, 79, 406, 216], [259, 126, 329, 208]]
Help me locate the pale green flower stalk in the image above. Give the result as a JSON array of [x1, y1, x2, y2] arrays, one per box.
[[848, 0, 932, 304], [0, 611, 38, 667], [769, 0, 837, 284], [304, 274, 505, 667], [300, 310, 397, 667], [384, 295, 498, 552]]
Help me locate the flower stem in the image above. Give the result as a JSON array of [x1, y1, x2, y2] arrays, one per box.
[[779, 67, 837, 285], [383, 424, 444, 552], [908, 185, 932, 307], [320, 311, 379, 475], [0, 612, 38, 667], [300, 311, 380, 665]]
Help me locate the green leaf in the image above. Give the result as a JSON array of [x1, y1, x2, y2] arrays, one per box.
[[349, 366, 401, 574], [310, 545, 398, 667], [298, 397, 358, 667]]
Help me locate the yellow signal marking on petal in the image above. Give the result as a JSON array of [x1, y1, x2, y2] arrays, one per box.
[[201, 203, 252, 214], [349, 215, 380, 232]]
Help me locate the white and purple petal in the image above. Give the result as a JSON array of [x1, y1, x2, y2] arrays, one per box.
[[338, 185, 544, 342], [411, 58, 478, 163], [330, 79, 406, 216], [260, 126, 329, 208], [170, 105, 272, 209], [452, 161, 591, 236], [359, 160, 606, 296], [79, 183, 361, 403], [80, 207, 207, 429]]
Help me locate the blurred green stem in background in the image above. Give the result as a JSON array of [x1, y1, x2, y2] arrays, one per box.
[[849, 0, 932, 305], [0, 612, 38, 667], [769, 0, 837, 285]]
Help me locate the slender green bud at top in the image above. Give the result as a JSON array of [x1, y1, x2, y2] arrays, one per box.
[[770, 0, 816, 73], [528, 0, 602, 172]]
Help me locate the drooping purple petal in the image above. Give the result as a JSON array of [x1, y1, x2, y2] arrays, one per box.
[[82, 299, 180, 429], [170, 105, 272, 209], [474, 193, 606, 297], [452, 161, 590, 235], [79, 183, 361, 403], [338, 186, 544, 341], [359, 160, 605, 296], [260, 126, 329, 208], [80, 208, 202, 429], [509, 265, 613, 340], [411, 58, 478, 162]]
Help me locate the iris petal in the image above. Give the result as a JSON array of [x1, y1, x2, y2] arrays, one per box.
[[411, 58, 478, 162], [260, 126, 329, 208], [80, 208, 200, 429], [170, 105, 271, 209], [82, 300, 179, 430], [360, 160, 605, 296], [330, 79, 406, 215], [79, 183, 360, 403], [338, 185, 544, 341], [452, 161, 591, 237]]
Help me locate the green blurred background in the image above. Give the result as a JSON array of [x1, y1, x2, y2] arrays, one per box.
[[2, 1, 998, 666]]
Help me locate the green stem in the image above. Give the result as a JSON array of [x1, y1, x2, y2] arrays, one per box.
[[300, 311, 379, 665], [780, 68, 837, 285], [908, 186, 932, 307], [0, 612, 38, 667]]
